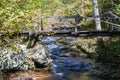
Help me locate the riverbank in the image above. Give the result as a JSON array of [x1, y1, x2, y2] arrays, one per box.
[[58, 37, 120, 80], [0, 69, 57, 80]]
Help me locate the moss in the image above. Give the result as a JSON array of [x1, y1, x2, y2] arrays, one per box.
[[0, 37, 25, 51]]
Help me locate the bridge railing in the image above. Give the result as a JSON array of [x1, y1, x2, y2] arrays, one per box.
[[40, 12, 120, 32], [0, 12, 120, 37]]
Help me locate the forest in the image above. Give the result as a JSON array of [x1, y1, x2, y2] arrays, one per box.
[[0, 0, 120, 80]]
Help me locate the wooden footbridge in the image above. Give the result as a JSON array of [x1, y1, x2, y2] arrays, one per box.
[[1, 30, 119, 37], [0, 13, 120, 38]]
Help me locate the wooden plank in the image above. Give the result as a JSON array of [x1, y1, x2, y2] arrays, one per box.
[[52, 26, 75, 31], [42, 15, 76, 19], [42, 15, 120, 19], [1, 31, 120, 37], [72, 31, 120, 37]]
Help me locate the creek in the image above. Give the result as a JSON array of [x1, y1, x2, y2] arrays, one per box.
[[42, 37, 101, 80], [1, 37, 102, 80]]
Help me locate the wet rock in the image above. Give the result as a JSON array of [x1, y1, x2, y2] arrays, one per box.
[[50, 54, 60, 59], [60, 52, 79, 57], [79, 53, 88, 58], [83, 63, 93, 71], [26, 42, 52, 68], [57, 60, 64, 63]]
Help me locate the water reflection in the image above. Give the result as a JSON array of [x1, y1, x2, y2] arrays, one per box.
[[67, 72, 101, 80]]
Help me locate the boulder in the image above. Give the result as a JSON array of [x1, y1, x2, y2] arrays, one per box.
[[0, 40, 52, 72], [0, 46, 34, 72], [26, 42, 52, 68]]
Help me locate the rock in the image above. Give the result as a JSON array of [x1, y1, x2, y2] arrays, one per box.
[[79, 53, 87, 58], [19, 57, 35, 70], [26, 42, 52, 68], [0, 46, 34, 72], [57, 60, 64, 63], [60, 52, 79, 57], [0, 40, 52, 72]]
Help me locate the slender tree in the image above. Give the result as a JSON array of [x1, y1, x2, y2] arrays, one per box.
[[93, 0, 103, 42], [81, 0, 84, 15], [92, 0, 101, 31]]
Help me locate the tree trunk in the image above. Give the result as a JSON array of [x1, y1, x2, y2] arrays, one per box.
[[92, 0, 102, 42], [92, 0, 101, 31], [81, 0, 84, 15]]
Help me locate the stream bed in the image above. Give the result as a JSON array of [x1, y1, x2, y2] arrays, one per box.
[[1, 37, 102, 80], [41, 37, 102, 80]]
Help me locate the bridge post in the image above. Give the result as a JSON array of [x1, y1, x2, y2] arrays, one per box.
[[40, 18, 44, 31], [109, 14, 118, 31], [74, 15, 79, 35], [109, 17, 112, 31], [112, 17, 117, 31]]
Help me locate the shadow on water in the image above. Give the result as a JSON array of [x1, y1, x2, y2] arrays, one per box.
[[67, 72, 101, 80]]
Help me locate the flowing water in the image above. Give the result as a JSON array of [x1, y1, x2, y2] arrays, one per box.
[[1, 37, 102, 80], [42, 37, 101, 80]]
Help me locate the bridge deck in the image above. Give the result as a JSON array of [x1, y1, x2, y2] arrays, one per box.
[[0, 30, 120, 37]]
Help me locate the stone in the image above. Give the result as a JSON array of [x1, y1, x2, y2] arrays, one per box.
[[0, 40, 52, 72], [26, 41, 52, 68], [0, 46, 34, 72], [60, 52, 79, 57]]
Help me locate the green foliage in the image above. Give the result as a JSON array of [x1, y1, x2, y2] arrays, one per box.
[[59, 0, 93, 16], [0, 0, 119, 32], [114, 4, 120, 14], [97, 37, 120, 63], [0, 0, 41, 32]]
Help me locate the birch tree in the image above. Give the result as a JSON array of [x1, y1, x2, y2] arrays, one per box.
[[92, 0, 102, 31], [92, 0, 103, 43]]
